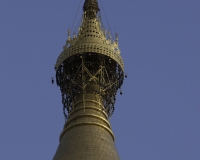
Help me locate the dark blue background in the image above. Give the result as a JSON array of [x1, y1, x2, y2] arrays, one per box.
[[1, 0, 200, 159]]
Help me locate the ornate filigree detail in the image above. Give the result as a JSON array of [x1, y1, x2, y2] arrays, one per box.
[[56, 16, 123, 71], [56, 53, 123, 119], [55, 3, 124, 120]]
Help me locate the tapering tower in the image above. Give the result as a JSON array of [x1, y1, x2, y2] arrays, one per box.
[[53, 0, 124, 159]]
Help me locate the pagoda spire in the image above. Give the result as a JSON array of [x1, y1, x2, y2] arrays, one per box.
[[83, 0, 100, 18], [53, 1, 124, 159]]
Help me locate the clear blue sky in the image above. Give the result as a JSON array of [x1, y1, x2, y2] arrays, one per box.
[[1, 0, 200, 159]]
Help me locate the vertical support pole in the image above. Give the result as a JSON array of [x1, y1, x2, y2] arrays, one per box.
[[99, 87, 102, 110], [82, 54, 86, 113]]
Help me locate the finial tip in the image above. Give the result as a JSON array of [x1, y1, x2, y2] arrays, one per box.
[[83, 0, 100, 18]]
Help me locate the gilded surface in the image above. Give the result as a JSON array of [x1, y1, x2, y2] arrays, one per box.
[[53, 93, 120, 160], [55, 17, 124, 71], [53, 0, 123, 159]]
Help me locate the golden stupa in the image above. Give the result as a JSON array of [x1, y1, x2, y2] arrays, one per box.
[[53, 1, 124, 159]]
